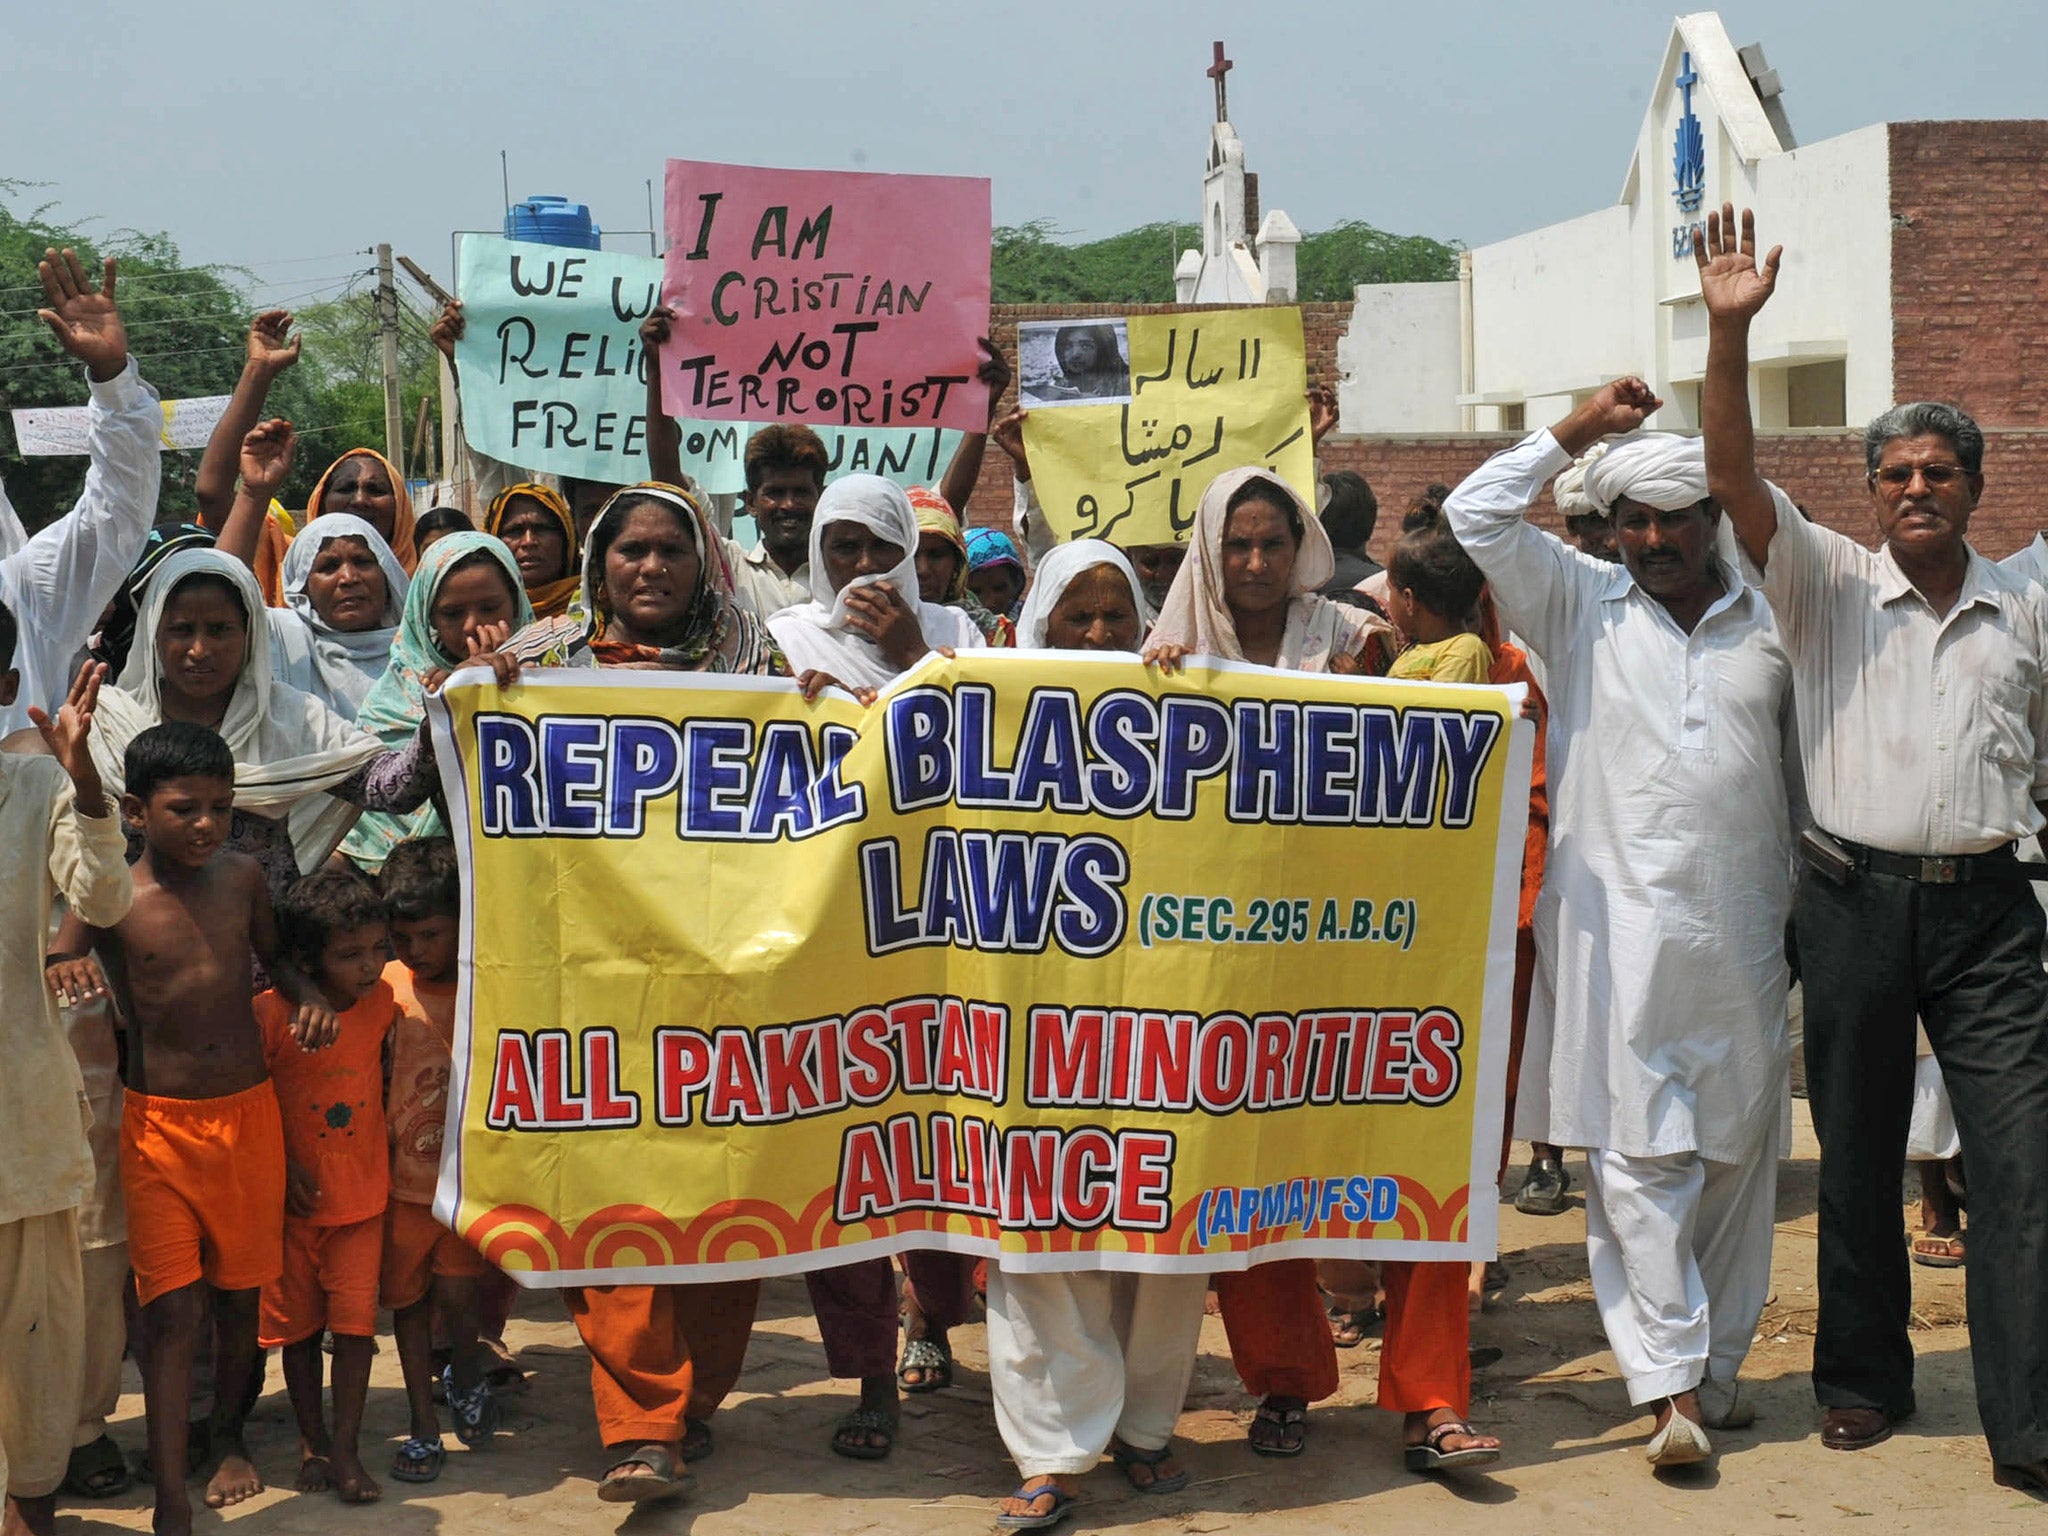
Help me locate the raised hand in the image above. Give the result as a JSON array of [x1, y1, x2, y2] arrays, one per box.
[[989, 408, 1031, 478], [975, 336, 1012, 423], [37, 248, 128, 382], [1694, 204, 1782, 323], [639, 304, 676, 350], [238, 419, 296, 498], [246, 309, 300, 375], [28, 661, 109, 817], [429, 298, 466, 361], [1307, 384, 1340, 446], [1589, 377, 1664, 436]]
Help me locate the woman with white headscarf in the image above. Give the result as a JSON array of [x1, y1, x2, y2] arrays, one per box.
[[984, 536, 1203, 1528], [767, 475, 984, 691], [1144, 467, 1390, 674], [1140, 467, 1497, 1481], [266, 513, 410, 718], [81, 549, 439, 894], [1014, 539, 1152, 651]]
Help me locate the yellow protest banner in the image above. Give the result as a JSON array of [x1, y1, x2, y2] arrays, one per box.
[[427, 653, 1529, 1284], [1023, 308, 1315, 547]]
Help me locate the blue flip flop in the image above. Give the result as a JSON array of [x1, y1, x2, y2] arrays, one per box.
[[995, 1483, 1076, 1530]]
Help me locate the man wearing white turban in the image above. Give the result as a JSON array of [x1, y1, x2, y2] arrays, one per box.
[[1446, 378, 1797, 1469]]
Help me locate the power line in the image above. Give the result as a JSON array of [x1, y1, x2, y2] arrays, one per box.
[[0, 250, 374, 299]]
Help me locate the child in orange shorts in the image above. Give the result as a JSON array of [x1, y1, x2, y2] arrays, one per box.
[[256, 870, 400, 1505], [377, 838, 497, 1482], [61, 721, 339, 1533]]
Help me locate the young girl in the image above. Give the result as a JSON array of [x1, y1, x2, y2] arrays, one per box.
[[256, 870, 401, 1505]]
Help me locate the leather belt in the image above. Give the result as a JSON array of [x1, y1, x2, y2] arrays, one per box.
[[1839, 836, 2022, 885]]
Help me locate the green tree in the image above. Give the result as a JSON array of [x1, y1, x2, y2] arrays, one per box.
[[287, 285, 442, 495], [0, 186, 441, 532], [992, 220, 1189, 304], [1295, 220, 1461, 299], [991, 216, 1461, 306]]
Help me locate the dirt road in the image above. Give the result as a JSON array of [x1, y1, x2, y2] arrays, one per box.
[[58, 1105, 2037, 1536]]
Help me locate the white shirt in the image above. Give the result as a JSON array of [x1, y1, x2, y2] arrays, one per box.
[[722, 536, 809, 619], [0, 360, 161, 737], [2001, 533, 2048, 590], [1764, 490, 2048, 856], [1448, 431, 1794, 1160], [0, 754, 132, 1226]]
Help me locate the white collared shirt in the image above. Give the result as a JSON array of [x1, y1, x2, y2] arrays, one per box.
[[1764, 491, 2048, 856], [2000, 532, 2048, 591], [0, 359, 161, 737], [0, 755, 131, 1227], [722, 536, 810, 619], [1447, 430, 1795, 1159]]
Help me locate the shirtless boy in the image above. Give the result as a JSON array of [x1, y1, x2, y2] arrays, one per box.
[[53, 721, 335, 1536]]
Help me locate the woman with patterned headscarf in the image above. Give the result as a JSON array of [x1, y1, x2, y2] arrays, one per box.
[[498, 483, 777, 675], [245, 448, 417, 605], [338, 531, 532, 872], [965, 526, 1028, 621], [466, 482, 913, 1498], [909, 488, 1013, 646], [484, 482, 581, 619]]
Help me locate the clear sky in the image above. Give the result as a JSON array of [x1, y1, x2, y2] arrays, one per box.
[[3, 0, 2042, 307]]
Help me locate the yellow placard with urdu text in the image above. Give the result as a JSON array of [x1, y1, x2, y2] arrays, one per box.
[[427, 652, 1529, 1285], [1024, 307, 1316, 547]]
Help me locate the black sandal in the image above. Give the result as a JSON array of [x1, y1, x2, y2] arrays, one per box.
[[897, 1335, 953, 1393], [830, 1405, 898, 1460], [61, 1435, 132, 1499], [679, 1417, 715, 1462], [1248, 1397, 1308, 1457], [597, 1442, 691, 1503], [1404, 1418, 1501, 1474], [1111, 1438, 1189, 1493], [1327, 1302, 1382, 1347]]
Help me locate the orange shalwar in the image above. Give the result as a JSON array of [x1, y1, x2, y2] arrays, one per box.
[[564, 1281, 761, 1449], [1490, 639, 1550, 1180], [1219, 1257, 1473, 1414]]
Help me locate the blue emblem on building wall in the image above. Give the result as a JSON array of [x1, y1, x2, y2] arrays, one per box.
[[1672, 51, 1706, 213]]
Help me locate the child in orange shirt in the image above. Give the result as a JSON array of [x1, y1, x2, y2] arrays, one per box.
[[377, 838, 497, 1482], [256, 871, 400, 1505]]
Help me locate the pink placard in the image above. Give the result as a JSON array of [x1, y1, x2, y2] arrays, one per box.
[[661, 159, 992, 432]]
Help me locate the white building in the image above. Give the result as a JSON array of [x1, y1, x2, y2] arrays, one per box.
[[1339, 11, 1888, 434], [1174, 42, 1302, 305]]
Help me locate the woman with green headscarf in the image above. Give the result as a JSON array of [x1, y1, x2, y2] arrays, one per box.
[[339, 531, 534, 872]]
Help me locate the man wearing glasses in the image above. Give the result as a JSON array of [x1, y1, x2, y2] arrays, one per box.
[[1698, 203, 2048, 1494]]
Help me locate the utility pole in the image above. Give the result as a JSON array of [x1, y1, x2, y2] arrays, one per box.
[[375, 243, 404, 473]]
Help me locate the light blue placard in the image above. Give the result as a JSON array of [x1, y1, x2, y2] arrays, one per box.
[[457, 236, 963, 493], [454, 235, 660, 483], [677, 421, 963, 496]]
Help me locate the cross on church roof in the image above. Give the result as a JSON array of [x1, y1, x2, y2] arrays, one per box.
[[1208, 40, 1232, 124]]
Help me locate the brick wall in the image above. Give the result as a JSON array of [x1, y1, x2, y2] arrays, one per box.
[[965, 292, 2048, 560], [963, 301, 1361, 530], [1890, 121, 2048, 427]]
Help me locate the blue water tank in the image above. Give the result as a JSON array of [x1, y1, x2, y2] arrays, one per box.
[[503, 195, 602, 250]]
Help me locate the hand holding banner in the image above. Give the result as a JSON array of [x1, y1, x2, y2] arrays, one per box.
[[660, 160, 993, 433]]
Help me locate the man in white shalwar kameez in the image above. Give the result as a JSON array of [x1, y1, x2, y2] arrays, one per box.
[[1446, 378, 1796, 1468]]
